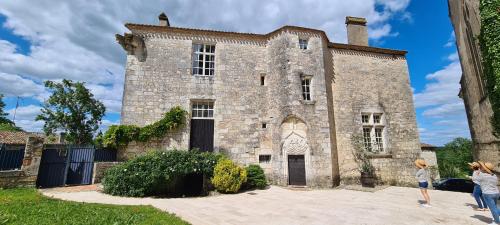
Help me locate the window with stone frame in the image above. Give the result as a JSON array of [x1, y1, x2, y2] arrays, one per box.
[[301, 76, 312, 101], [299, 39, 308, 50], [192, 44, 215, 76], [191, 101, 214, 119], [361, 113, 386, 153]]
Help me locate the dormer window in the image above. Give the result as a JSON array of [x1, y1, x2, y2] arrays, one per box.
[[192, 44, 215, 76], [299, 39, 308, 50]]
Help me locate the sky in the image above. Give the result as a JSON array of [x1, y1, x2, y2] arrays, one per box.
[[0, 0, 469, 146]]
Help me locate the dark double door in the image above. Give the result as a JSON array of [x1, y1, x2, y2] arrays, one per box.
[[288, 155, 306, 186], [189, 119, 214, 152]]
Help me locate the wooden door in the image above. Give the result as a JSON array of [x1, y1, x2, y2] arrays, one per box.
[[288, 155, 306, 186], [189, 119, 214, 152]]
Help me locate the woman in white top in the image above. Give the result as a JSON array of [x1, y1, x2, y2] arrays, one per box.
[[477, 161, 500, 225], [415, 159, 431, 207], [470, 162, 488, 211]]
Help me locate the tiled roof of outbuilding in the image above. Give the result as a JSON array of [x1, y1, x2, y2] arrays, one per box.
[[0, 131, 44, 145]]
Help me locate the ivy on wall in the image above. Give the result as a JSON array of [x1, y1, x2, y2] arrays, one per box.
[[97, 106, 187, 148], [479, 0, 500, 137]]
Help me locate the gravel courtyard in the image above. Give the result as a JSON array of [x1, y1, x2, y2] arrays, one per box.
[[41, 185, 492, 225]]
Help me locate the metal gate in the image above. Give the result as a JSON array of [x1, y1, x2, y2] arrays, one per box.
[[37, 145, 114, 188], [37, 145, 68, 188], [288, 155, 306, 186], [189, 119, 214, 152], [65, 146, 95, 185], [0, 144, 25, 171]]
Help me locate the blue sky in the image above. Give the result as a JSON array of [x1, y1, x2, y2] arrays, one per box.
[[0, 0, 469, 146]]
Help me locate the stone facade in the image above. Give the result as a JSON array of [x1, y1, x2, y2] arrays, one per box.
[[448, 0, 500, 168], [92, 162, 121, 184], [117, 14, 422, 187]]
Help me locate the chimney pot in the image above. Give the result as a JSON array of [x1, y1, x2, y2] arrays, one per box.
[[345, 16, 368, 46], [158, 12, 170, 27]]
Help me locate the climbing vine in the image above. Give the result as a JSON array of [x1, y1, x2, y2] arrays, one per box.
[[97, 106, 187, 148], [479, 0, 500, 137]]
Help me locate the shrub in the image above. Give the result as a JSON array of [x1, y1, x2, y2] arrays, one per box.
[[211, 158, 247, 193], [102, 149, 222, 197], [244, 164, 267, 189]]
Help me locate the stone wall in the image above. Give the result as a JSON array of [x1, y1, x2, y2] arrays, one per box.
[[330, 49, 421, 186], [0, 136, 44, 188], [448, 0, 500, 168], [92, 162, 121, 184], [120, 30, 336, 187]]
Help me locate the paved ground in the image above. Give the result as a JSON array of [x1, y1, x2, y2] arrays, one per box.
[[41, 185, 494, 225]]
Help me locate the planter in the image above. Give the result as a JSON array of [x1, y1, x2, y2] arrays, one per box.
[[360, 172, 375, 188]]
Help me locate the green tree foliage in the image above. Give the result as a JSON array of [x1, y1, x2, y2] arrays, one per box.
[[211, 158, 247, 193], [244, 164, 267, 189], [436, 138, 473, 178], [479, 0, 500, 137], [0, 94, 22, 131], [98, 106, 187, 149], [36, 79, 105, 144], [103, 149, 222, 197]]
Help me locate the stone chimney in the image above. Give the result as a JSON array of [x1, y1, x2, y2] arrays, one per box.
[[345, 16, 368, 46], [158, 12, 170, 27]]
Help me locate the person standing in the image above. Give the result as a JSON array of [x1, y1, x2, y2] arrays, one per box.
[[470, 162, 488, 211], [415, 159, 431, 207], [477, 161, 500, 225]]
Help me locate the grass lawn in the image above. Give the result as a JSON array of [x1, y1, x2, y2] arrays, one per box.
[[0, 188, 189, 225]]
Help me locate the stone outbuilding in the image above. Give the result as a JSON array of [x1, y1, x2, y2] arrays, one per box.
[[117, 13, 422, 187]]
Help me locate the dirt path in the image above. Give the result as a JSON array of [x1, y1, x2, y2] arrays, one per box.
[[41, 185, 492, 225]]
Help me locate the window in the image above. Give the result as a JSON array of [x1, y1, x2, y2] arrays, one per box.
[[301, 77, 311, 101], [260, 74, 266, 86], [262, 123, 267, 128], [192, 101, 214, 119], [362, 127, 372, 151], [361, 113, 386, 153], [362, 114, 370, 124], [192, 44, 215, 76], [299, 39, 308, 50], [259, 155, 271, 163]]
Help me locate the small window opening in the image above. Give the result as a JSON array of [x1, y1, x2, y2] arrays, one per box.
[[299, 39, 308, 50], [262, 123, 267, 128], [260, 75, 265, 86], [259, 155, 271, 163]]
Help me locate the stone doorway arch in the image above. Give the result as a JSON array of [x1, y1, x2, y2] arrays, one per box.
[[281, 116, 310, 186]]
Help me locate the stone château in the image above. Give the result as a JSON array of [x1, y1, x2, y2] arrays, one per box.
[[117, 13, 422, 187]]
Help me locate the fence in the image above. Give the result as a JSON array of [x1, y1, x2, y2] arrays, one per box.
[[0, 144, 25, 171]]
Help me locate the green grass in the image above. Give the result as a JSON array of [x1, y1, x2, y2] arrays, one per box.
[[0, 188, 190, 225]]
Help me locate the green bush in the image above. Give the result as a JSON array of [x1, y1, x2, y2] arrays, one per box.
[[244, 164, 267, 189], [99, 106, 187, 148], [102, 149, 222, 197], [211, 158, 247, 193], [436, 137, 473, 178]]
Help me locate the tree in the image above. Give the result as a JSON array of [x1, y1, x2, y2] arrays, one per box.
[[0, 94, 22, 131], [36, 79, 106, 144], [436, 137, 473, 178]]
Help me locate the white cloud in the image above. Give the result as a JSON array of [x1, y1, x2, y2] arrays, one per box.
[[0, 0, 412, 132], [0, 72, 47, 100], [444, 31, 456, 48], [6, 105, 43, 131], [414, 51, 470, 145]]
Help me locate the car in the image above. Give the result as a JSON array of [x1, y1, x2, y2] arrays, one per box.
[[432, 178, 474, 193]]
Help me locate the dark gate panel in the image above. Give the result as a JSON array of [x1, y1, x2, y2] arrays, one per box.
[[66, 146, 95, 185], [189, 119, 214, 152], [37, 147, 68, 188], [288, 155, 306, 186], [0, 144, 25, 171]]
